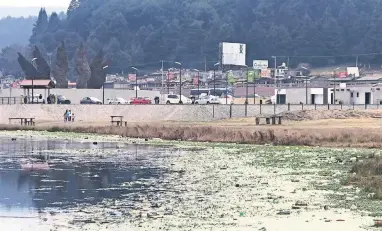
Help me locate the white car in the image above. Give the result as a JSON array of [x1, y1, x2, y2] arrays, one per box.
[[165, 94, 192, 104], [108, 97, 130, 105], [195, 95, 220, 105]]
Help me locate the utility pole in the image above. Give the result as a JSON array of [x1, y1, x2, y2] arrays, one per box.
[[356, 56, 359, 67]]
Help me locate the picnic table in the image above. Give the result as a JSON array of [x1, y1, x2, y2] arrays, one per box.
[[110, 116, 126, 127], [255, 115, 282, 125], [9, 117, 35, 126]]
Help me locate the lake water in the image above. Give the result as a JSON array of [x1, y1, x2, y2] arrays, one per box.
[[0, 136, 170, 218]]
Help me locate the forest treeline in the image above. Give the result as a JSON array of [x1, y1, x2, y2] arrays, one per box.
[[8, 0, 382, 77]]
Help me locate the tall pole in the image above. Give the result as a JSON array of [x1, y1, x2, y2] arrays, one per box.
[[246, 68, 249, 104], [167, 70, 170, 94], [274, 56, 278, 104], [135, 69, 138, 98], [305, 75, 308, 104], [179, 64, 182, 103], [356, 56, 359, 67], [225, 68, 228, 105], [31, 58, 37, 104], [254, 69, 257, 104], [161, 60, 164, 102], [333, 72, 336, 104], [102, 82, 105, 104], [213, 68, 216, 96], [197, 71, 200, 99]]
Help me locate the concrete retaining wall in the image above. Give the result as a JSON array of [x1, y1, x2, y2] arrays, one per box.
[[0, 104, 381, 124]]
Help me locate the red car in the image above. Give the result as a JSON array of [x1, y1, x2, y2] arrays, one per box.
[[130, 97, 152, 104]]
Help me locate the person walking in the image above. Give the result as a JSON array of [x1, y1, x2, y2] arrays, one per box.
[[68, 110, 72, 122]]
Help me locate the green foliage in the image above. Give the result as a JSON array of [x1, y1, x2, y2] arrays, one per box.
[[52, 42, 69, 88], [26, 0, 382, 70]]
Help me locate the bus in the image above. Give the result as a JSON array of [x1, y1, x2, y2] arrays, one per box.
[[190, 88, 233, 104]]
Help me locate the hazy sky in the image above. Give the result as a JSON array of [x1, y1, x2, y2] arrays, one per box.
[[0, 0, 71, 7]]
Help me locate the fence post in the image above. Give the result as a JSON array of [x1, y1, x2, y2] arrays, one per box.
[[378, 103, 380, 110], [353, 103, 355, 110], [365, 104, 367, 110], [301, 103, 304, 110], [273, 103, 276, 115], [229, 104, 232, 118], [1, 98, 3, 105], [288, 103, 290, 111], [14, 97, 16, 104], [328, 104, 330, 110], [315, 104, 317, 110], [212, 105, 215, 118], [341, 103, 343, 110], [8, 97, 10, 104], [245, 104, 248, 117], [260, 103, 262, 114]]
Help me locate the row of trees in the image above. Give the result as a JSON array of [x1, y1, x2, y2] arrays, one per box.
[[17, 43, 107, 89]]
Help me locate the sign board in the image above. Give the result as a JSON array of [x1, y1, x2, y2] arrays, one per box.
[[219, 42, 246, 66], [253, 60, 268, 70], [347, 67, 359, 77], [338, 72, 347, 78], [166, 72, 175, 80], [128, 74, 136, 81], [193, 77, 199, 85], [261, 69, 271, 77]]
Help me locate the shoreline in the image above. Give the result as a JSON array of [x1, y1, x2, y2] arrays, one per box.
[[1, 120, 382, 148]]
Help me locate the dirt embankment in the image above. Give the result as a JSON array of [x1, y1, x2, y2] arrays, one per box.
[[281, 109, 382, 121]]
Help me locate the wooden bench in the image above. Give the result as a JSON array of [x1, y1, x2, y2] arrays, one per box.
[[255, 116, 282, 125], [110, 116, 124, 126], [9, 117, 35, 126]]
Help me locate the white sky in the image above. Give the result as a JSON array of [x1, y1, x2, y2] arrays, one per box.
[[0, 0, 71, 7]]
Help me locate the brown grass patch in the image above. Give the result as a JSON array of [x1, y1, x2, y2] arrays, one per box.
[[2, 123, 382, 148], [347, 157, 382, 199]]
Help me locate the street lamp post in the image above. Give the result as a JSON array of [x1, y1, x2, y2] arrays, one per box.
[[175, 62, 182, 103], [102, 65, 109, 104], [272, 56, 278, 104], [246, 68, 249, 104], [192, 69, 200, 99], [213, 62, 220, 97], [301, 66, 309, 104], [31, 58, 38, 104], [333, 67, 340, 104], [131, 67, 138, 98]]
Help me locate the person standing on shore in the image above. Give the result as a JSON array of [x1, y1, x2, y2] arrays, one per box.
[[64, 110, 68, 122], [68, 110, 72, 122]]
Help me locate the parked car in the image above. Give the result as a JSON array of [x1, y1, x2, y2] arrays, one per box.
[[28, 94, 45, 104], [80, 97, 102, 104], [130, 97, 152, 104], [107, 97, 130, 105], [57, 95, 71, 104], [194, 94, 220, 105], [165, 94, 192, 104]]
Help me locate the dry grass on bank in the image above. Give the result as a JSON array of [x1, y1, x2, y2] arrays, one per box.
[[2, 123, 382, 148], [348, 157, 382, 199]]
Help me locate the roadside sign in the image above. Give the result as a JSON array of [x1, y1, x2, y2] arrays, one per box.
[[253, 60, 268, 70]]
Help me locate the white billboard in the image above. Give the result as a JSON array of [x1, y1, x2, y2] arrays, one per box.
[[347, 67, 359, 77], [220, 42, 246, 66], [253, 60, 268, 70]]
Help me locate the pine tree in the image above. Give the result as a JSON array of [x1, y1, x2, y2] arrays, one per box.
[[32, 46, 51, 79], [29, 8, 48, 44], [46, 12, 61, 33], [75, 43, 91, 89], [67, 0, 81, 17], [52, 42, 69, 88], [17, 53, 40, 80], [87, 49, 105, 89]]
